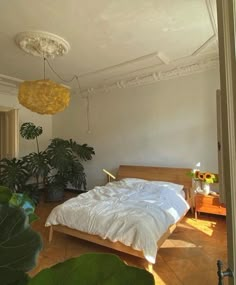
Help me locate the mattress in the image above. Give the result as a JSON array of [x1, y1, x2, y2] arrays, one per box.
[[45, 178, 189, 263]]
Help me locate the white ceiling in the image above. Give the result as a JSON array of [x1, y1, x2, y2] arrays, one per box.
[[0, 0, 218, 95]]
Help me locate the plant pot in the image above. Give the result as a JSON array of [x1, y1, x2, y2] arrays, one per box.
[[45, 185, 64, 202]]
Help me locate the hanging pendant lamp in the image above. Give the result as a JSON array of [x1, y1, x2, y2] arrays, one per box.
[[18, 79, 70, 115], [15, 31, 71, 115]]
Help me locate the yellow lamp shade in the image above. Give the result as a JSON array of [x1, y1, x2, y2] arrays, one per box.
[[18, 79, 70, 115]]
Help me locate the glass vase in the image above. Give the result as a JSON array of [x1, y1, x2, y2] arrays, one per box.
[[193, 180, 202, 193], [202, 182, 210, 195]]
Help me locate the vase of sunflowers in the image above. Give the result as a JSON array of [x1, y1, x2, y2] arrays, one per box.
[[189, 170, 218, 195]]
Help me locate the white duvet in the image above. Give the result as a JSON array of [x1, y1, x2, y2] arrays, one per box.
[[45, 178, 189, 263]]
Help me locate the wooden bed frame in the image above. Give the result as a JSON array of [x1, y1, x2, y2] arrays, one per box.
[[48, 165, 192, 268]]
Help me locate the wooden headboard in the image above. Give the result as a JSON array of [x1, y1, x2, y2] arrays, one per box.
[[117, 165, 192, 191]]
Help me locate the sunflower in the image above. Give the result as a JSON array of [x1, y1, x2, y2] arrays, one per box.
[[203, 172, 216, 184], [194, 170, 200, 179], [197, 172, 205, 181]]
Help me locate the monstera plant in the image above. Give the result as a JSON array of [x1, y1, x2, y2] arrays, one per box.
[[44, 138, 95, 201], [0, 188, 154, 285], [0, 158, 30, 192], [20, 122, 95, 202], [20, 122, 50, 189], [20, 122, 43, 154]]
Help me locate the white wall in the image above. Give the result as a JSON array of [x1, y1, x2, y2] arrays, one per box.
[[52, 68, 220, 189], [0, 93, 52, 157]]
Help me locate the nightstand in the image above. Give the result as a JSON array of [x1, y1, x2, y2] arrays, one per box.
[[194, 193, 226, 219]]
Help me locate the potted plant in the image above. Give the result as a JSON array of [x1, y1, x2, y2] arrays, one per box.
[[45, 138, 95, 201], [0, 156, 40, 205], [20, 122, 95, 202]]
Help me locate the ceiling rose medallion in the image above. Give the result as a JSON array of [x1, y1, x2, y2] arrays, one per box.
[[15, 31, 71, 115], [15, 31, 70, 58]]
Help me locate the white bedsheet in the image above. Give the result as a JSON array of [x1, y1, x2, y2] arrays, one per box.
[[45, 179, 189, 263]]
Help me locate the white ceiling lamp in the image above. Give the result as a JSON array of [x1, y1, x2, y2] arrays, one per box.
[[15, 31, 71, 115]]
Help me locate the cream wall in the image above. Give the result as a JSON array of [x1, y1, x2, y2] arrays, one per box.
[[0, 93, 52, 157], [52, 68, 220, 189]]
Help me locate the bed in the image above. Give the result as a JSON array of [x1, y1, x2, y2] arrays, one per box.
[[45, 165, 192, 267]]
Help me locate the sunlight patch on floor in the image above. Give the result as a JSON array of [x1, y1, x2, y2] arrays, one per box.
[[185, 217, 216, 237], [161, 238, 197, 249]]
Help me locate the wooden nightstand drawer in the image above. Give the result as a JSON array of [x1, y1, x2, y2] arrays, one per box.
[[195, 194, 226, 218], [195, 195, 223, 206]]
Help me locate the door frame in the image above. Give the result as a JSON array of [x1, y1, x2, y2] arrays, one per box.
[[217, 0, 236, 283]]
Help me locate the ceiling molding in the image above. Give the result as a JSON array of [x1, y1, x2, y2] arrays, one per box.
[[0, 74, 20, 96], [0, 74, 23, 83], [80, 54, 219, 96], [78, 51, 162, 79], [156, 52, 170, 64], [192, 35, 217, 56], [0, 73, 71, 96], [0, 52, 219, 97], [77, 35, 219, 89], [205, 0, 218, 41]]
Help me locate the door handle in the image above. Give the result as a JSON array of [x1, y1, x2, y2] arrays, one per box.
[[217, 260, 233, 285]]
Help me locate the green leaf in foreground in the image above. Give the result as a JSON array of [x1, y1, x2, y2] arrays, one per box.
[[0, 205, 42, 285], [0, 268, 29, 285], [8, 192, 38, 223], [0, 186, 12, 204], [29, 253, 154, 285]]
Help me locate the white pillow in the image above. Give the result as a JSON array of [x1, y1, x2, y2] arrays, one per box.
[[149, 181, 184, 194], [121, 178, 147, 185], [122, 178, 184, 193]]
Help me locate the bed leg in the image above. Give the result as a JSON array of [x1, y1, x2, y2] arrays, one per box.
[[49, 226, 53, 243]]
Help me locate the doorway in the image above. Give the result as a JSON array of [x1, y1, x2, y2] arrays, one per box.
[[0, 107, 19, 159]]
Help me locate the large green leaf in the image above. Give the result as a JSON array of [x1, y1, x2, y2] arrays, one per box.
[[66, 158, 86, 189], [0, 186, 12, 204], [0, 205, 42, 285], [21, 184, 41, 206], [20, 122, 42, 140], [9, 192, 37, 219], [24, 152, 50, 180], [46, 138, 93, 190], [0, 187, 39, 223], [0, 268, 29, 285], [0, 158, 30, 192], [28, 253, 154, 285], [68, 139, 95, 161], [46, 138, 73, 171]]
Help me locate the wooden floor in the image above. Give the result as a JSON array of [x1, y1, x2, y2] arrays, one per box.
[[30, 194, 228, 285]]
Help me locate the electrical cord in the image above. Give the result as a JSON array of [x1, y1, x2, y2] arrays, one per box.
[[43, 57, 91, 133]]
